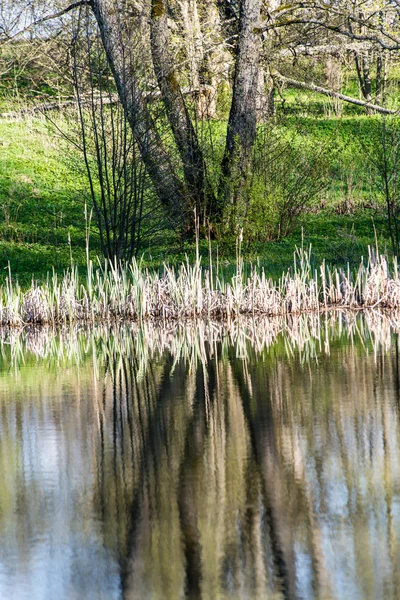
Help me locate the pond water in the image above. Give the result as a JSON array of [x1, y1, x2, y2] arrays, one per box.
[[0, 314, 400, 600]]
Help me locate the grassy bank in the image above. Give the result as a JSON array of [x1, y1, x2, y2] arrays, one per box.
[[0, 115, 393, 284]]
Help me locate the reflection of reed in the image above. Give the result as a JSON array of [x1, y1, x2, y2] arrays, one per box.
[[112, 323, 400, 599], [135, 335, 400, 598], [2, 310, 400, 371], [2, 315, 400, 598]]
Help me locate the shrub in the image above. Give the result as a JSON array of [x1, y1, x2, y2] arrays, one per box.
[[222, 126, 332, 243]]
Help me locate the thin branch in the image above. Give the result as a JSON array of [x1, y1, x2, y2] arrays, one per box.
[[31, 1, 93, 26], [261, 18, 400, 51], [2, 1, 92, 43], [277, 41, 372, 58]]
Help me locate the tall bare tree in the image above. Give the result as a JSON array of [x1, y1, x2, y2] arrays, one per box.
[[3, 0, 400, 236]]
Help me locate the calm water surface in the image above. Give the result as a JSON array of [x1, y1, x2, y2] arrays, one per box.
[[0, 315, 400, 599]]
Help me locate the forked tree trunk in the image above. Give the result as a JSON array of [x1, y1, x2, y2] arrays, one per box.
[[91, 0, 261, 229], [219, 0, 262, 211], [90, 0, 186, 225]]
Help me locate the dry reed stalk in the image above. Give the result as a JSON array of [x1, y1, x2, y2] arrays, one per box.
[[2, 247, 400, 325]]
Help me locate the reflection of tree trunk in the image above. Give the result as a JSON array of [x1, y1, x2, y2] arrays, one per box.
[[177, 361, 216, 599], [243, 458, 268, 595], [121, 356, 180, 586], [231, 358, 297, 599], [290, 430, 333, 598], [381, 388, 399, 591]]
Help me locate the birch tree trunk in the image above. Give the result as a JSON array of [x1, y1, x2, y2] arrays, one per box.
[[376, 50, 387, 105], [150, 0, 216, 224], [178, 0, 220, 119]]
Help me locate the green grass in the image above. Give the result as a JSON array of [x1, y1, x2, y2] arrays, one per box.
[[141, 212, 387, 281], [0, 114, 393, 285], [0, 118, 101, 282]]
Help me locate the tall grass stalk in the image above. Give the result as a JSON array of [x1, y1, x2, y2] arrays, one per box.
[[2, 245, 400, 325]]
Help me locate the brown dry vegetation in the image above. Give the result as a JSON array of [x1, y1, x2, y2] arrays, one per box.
[[1, 246, 400, 325]]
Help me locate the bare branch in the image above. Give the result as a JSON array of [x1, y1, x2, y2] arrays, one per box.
[[273, 71, 398, 115], [277, 41, 372, 58], [261, 17, 400, 51], [2, 1, 92, 43], [32, 1, 93, 26]]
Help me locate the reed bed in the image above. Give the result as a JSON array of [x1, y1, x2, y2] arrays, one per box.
[[1, 246, 400, 326]]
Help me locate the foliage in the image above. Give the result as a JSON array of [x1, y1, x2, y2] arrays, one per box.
[[359, 117, 400, 257], [0, 116, 393, 283], [243, 127, 332, 241]]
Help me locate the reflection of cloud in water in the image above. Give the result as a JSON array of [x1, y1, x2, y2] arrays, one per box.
[[0, 389, 121, 600]]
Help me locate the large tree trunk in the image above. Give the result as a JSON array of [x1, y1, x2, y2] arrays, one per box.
[[219, 0, 262, 214], [150, 0, 216, 225], [354, 50, 372, 110], [90, 0, 186, 226]]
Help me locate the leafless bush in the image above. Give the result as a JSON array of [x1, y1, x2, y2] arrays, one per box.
[[68, 9, 165, 261]]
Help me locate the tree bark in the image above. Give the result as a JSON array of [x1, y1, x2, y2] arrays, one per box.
[[354, 49, 372, 114], [219, 0, 262, 212], [90, 0, 186, 225], [150, 0, 216, 224], [376, 51, 387, 105], [178, 0, 219, 120]]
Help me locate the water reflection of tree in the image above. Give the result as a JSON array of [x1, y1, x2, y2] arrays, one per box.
[[2, 318, 400, 598], [107, 336, 400, 600]]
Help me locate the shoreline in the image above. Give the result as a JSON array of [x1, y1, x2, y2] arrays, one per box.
[[1, 246, 399, 326]]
